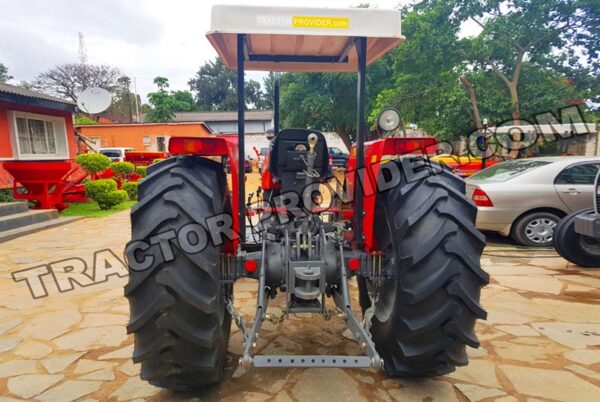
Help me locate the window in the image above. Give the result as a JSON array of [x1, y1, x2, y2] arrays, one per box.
[[9, 111, 68, 159], [156, 136, 166, 152], [555, 163, 600, 185], [143, 136, 151, 146], [469, 160, 552, 183]]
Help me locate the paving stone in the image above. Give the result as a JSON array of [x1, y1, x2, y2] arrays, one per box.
[[98, 343, 134, 360], [272, 391, 293, 402], [355, 373, 375, 384], [54, 326, 128, 351], [80, 313, 128, 328], [496, 325, 540, 337], [0, 318, 22, 335], [484, 265, 555, 276], [531, 299, 600, 323], [73, 359, 116, 374], [388, 379, 458, 402], [37, 380, 102, 402], [18, 310, 81, 340], [454, 383, 506, 401], [500, 364, 600, 402], [41, 352, 85, 374], [447, 359, 502, 389], [374, 388, 392, 402], [118, 360, 141, 376], [241, 392, 270, 402], [0, 336, 21, 353], [491, 339, 567, 364], [467, 346, 488, 358], [7, 374, 63, 399], [291, 368, 366, 402], [493, 275, 563, 294], [14, 340, 53, 359], [564, 349, 600, 365], [0, 359, 37, 377], [557, 274, 600, 288], [565, 364, 600, 381], [532, 322, 600, 349], [110, 376, 161, 401], [79, 367, 115, 381]]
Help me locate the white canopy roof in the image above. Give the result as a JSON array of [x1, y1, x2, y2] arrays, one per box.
[[207, 5, 404, 72]]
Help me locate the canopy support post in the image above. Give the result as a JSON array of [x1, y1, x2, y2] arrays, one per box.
[[355, 36, 367, 247], [273, 72, 280, 134], [237, 33, 246, 245]]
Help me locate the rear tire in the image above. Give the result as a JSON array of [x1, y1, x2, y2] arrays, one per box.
[[359, 158, 488, 377], [511, 211, 560, 247], [125, 156, 231, 389], [554, 209, 600, 268]]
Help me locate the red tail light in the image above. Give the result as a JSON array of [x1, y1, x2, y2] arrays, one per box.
[[169, 137, 219, 154], [472, 188, 493, 207], [348, 258, 360, 271], [329, 155, 333, 167]]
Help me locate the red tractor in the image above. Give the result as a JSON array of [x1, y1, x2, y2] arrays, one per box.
[[125, 5, 488, 389]]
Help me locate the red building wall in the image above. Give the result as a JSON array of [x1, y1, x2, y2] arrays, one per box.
[[0, 101, 76, 187]]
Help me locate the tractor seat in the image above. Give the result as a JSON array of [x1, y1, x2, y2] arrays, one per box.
[[269, 128, 329, 178]]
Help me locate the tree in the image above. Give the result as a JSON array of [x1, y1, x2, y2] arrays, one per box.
[[454, 0, 598, 122], [279, 59, 393, 150], [32, 63, 121, 101], [145, 77, 197, 122], [371, 1, 595, 143], [0, 63, 12, 83], [188, 58, 268, 111]]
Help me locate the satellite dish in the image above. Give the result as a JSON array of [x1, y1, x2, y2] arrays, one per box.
[[77, 87, 112, 114]]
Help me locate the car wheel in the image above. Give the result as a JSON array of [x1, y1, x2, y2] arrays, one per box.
[[512, 212, 560, 247]]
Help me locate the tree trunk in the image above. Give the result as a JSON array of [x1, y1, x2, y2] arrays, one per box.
[[459, 76, 483, 130], [508, 82, 521, 158]]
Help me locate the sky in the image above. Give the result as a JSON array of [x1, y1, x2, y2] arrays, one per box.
[[0, 0, 477, 102]]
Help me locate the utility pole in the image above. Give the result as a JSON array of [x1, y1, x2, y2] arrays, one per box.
[[78, 32, 88, 64], [133, 77, 140, 122]]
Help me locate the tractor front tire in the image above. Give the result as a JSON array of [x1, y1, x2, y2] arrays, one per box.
[[359, 158, 489, 377], [553, 209, 600, 268], [125, 156, 231, 389]]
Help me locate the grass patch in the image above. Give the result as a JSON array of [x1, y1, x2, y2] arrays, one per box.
[[59, 200, 136, 218]]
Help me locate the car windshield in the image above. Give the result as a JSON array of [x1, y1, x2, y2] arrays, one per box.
[[469, 160, 552, 182], [100, 150, 121, 158]]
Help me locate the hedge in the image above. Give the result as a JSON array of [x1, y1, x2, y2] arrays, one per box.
[[97, 190, 128, 210], [122, 181, 139, 200]]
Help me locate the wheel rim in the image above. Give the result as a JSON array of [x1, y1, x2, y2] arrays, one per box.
[[371, 206, 396, 323], [578, 235, 600, 256], [525, 217, 557, 244]]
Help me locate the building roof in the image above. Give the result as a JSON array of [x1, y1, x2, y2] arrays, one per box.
[[172, 110, 273, 122], [75, 121, 213, 133], [0, 83, 76, 112]]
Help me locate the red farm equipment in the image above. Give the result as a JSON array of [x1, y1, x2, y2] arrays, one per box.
[[124, 5, 488, 389]]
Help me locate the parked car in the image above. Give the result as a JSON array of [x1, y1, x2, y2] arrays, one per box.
[[328, 147, 349, 167], [466, 156, 600, 247], [98, 147, 134, 162]]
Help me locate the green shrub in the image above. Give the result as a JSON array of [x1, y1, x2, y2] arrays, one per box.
[[0, 189, 14, 203], [135, 165, 148, 177], [122, 182, 139, 200], [110, 161, 135, 177], [152, 158, 165, 164], [96, 190, 128, 210], [76, 153, 111, 174], [85, 179, 117, 200]]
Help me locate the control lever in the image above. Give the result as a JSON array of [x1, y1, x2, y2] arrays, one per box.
[[247, 192, 254, 207]]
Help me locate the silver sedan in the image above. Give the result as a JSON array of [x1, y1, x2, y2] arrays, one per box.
[[466, 156, 600, 247]]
